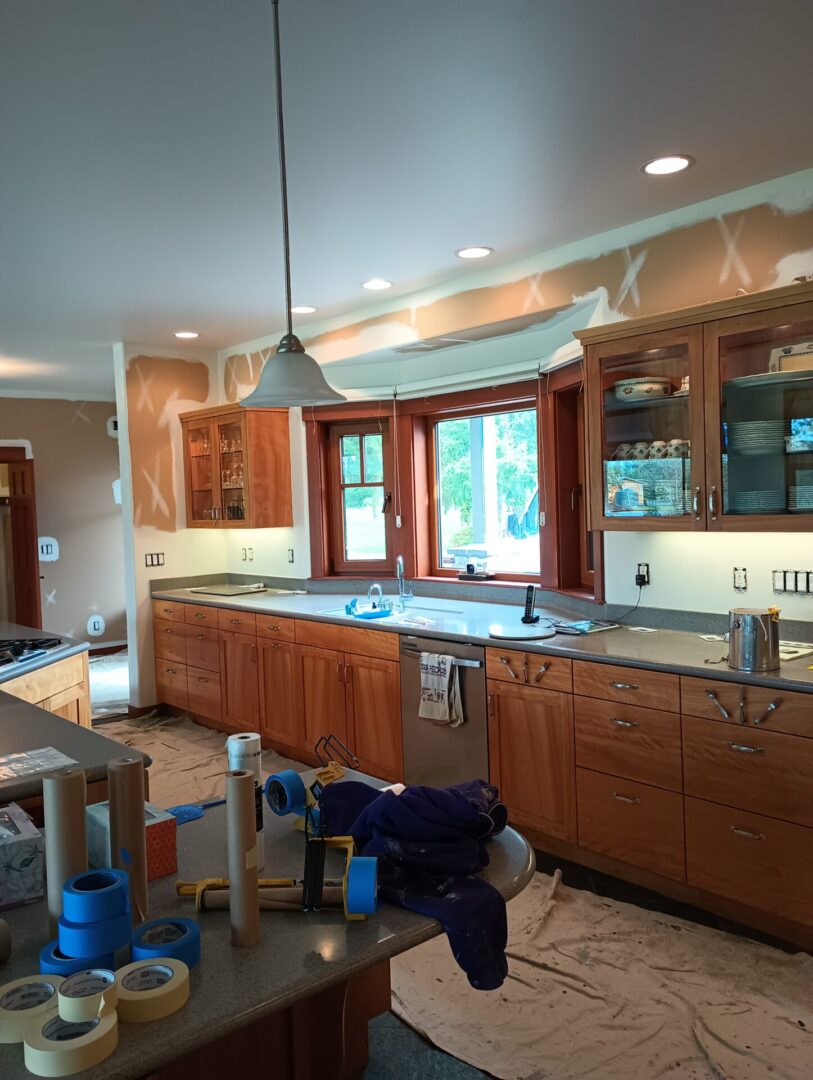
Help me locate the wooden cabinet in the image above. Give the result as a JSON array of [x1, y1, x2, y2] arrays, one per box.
[[185, 625, 220, 672], [485, 648, 573, 692], [574, 696, 682, 792], [186, 665, 221, 721], [347, 655, 402, 782], [153, 619, 187, 665], [573, 659, 679, 713], [298, 644, 348, 749], [681, 676, 811, 737], [577, 281, 813, 532], [3, 651, 91, 727], [180, 404, 293, 529], [259, 639, 304, 752], [219, 630, 259, 730], [155, 658, 188, 711], [487, 680, 575, 841]]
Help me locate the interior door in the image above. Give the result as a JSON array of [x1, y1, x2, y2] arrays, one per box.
[[7, 459, 42, 628], [347, 654, 402, 782], [488, 681, 576, 840], [259, 639, 305, 752], [297, 644, 347, 751]]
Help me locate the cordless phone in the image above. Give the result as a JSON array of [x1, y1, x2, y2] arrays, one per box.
[[521, 585, 540, 624]]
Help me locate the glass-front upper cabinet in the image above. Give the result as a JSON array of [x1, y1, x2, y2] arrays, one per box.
[[184, 421, 217, 523], [705, 300, 813, 530], [216, 416, 248, 524], [585, 326, 705, 530]]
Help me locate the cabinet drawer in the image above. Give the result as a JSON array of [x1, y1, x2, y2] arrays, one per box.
[[485, 649, 572, 691], [295, 620, 399, 662], [256, 615, 296, 642], [185, 625, 220, 672], [576, 767, 685, 881], [573, 660, 680, 713], [217, 609, 257, 634], [574, 697, 682, 791], [686, 796, 813, 926], [681, 676, 813, 738], [155, 660, 188, 709], [152, 599, 186, 623], [683, 714, 813, 828], [183, 603, 219, 628], [186, 665, 221, 721], [153, 619, 187, 664]]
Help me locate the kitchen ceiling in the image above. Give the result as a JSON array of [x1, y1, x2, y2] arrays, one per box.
[[1, 0, 812, 398]]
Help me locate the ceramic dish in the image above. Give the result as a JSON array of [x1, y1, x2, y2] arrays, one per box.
[[613, 377, 672, 402]]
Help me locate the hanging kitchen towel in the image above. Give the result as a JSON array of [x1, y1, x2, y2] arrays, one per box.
[[419, 653, 464, 726]]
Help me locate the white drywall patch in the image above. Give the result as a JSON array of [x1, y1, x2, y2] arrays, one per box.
[[38, 537, 60, 562], [87, 614, 105, 637], [112, 478, 122, 505], [107, 416, 119, 438]]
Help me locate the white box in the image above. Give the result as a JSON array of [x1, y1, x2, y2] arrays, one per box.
[[0, 803, 44, 910]]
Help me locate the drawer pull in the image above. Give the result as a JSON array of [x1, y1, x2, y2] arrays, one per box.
[[730, 825, 766, 841], [194, 613, 206, 619], [499, 656, 519, 680], [164, 628, 175, 634], [165, 668, 177, 675], [728, 741, 764, 754], [196, 677, 208, 684], [530, 662, 550, 684], [612, 792, 640, 805], [611, 718, 639, 729], [266, 624, 281, 632], [610, 680, 638, 691], [162, 608, 175, 614], [753, 699, 781, 725], [230, 618, 242, 624], [705, 690, 731, 720], [267, 642, 282, 650]]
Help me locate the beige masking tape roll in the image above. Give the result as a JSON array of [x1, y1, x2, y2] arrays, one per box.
[[42, 767, 88, 934], [24, 1009, 118, 1077], [108, 756, 149, 924], [0, 919, 10, 966], [0, 975, 64, 1044], [226, 769, 260, 947], [115, 958, 190, 1023], [57, 969, 117, 1023]]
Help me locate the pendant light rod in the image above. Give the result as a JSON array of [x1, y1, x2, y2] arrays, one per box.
[[271, 0, 293, 340]]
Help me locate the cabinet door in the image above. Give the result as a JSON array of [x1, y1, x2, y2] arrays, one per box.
[[46, 683, 91, 728], [219, 630, 259, 730], [297, 644, 347, 752], [183, 420, 219, 526], [215, 413, 250, 527], [347, 654, 402, 782], [488, 681, 575, 841], [703, 300, 813, 530], [259, 640, 305, 752], [586, 326, 706, 530]]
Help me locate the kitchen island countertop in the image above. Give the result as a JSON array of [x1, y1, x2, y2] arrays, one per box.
[[0, 621, 90, 685]]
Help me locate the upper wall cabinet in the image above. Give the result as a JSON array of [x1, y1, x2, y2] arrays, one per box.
[[577, 282, 813, 532], [179, 404, 293, 529]]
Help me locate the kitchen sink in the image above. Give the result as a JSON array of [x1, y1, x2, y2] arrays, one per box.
[[316, 604, 463, 617]]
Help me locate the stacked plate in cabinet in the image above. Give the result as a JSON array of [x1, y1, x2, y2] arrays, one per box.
[[789, 487, 813, 512], [727, 420, 789, 456], [730, 489, 786, 514]]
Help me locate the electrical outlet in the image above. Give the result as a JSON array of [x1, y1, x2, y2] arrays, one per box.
[[733, 567, 747, 591], [635, 562, 650, 587], [287, 548, 294, 564], [247, 548, 254, 561]]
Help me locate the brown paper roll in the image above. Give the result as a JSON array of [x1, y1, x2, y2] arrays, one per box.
[[43, 767, 88, 934], [226, 769, 260, 947], [201, 885, 344, 911], [108, 757, 148, 924]]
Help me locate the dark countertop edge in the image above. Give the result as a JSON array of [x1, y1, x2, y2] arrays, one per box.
[[0, 640, 90, 685], [151, 590, 813, 696]]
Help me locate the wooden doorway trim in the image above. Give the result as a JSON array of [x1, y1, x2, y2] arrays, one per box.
[[1, 449, 42, 628]]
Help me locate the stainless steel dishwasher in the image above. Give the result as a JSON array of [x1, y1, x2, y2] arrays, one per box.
[[400, 636, 488, 786]]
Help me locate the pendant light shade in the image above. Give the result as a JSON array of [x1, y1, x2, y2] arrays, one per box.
[[240, 0, 345, 409]]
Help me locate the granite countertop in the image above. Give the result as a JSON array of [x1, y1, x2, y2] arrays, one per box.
[[0, 777, 535, 1080], [153, 587, 813, 694], [0, 621, 90, 686], [0, 693, 150, 801]]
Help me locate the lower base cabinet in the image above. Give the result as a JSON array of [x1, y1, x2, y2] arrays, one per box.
[[299, 644, 348, 748], [3, 651, 91, 727], [259, 639, 305, 751], [220, 630, 259, 730]]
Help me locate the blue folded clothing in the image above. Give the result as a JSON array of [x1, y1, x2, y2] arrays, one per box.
[[319, 779, 509, 990]]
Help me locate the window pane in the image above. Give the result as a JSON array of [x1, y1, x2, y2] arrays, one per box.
[[363, 434, 384, 483], [436, 409, 539, 574], [341, 436, 361, 483], [343, 485, 386, 561]]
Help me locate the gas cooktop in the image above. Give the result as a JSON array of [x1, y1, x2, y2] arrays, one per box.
[[0, 637, 63, 668]]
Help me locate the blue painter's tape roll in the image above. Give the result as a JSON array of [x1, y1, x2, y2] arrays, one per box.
[[264, 770, 307, 816], [39, 940, 116, 977], [131, 917, 200, 969], [62, 869, 130, 924], [58, 911, 132, 959], [346, 856, 378, 916]]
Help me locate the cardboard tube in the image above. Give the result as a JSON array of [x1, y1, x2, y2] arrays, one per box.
[[225, 733, 264, 872], [226, 769, 259, 947], [107, 757, 148, 924], [201, 885, 344, 911], [42, 768, 88, 935]]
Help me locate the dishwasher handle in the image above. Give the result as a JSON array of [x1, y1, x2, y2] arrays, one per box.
[[400, 645, 482, 668]]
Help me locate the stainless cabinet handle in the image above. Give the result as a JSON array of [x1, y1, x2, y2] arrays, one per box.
[[705, 690, 730, 720], [738, 685, 746, 725], [611, 718, 639, 729], [730, 825, 765, 840], [708, 485, 718, 521], [230, 618, 242, 624], [530, 662, 550, 684], [693, 485, 702, 520], [612, 793, 640, 805], [753, 699, 781, 725], [166, 668, 177, 675], [267, 642, 282, 650], [610, 680, 638, 690], [196, 677, 208, 684], [164, 628, 174, 634], [266, 624, 281, 632], [196, 634, 206, 640], [499, 656, 519, 680], [728, 741, 764, 754], [163, 608, 175, 614], [194, 613, 206, 619]]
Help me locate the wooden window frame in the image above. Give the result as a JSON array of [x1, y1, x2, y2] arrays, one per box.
[[327, 421, 395, 575]]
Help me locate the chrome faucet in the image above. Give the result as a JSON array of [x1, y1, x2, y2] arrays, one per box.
[[395, 554, 412, 612], [367, 582, 384, 609]]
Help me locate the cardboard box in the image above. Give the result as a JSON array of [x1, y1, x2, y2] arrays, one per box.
[[0, 803, 44, 910], [86, 801, 177, 880]]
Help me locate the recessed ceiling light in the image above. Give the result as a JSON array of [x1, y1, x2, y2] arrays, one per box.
[[361, 278, 392, 291], [641, 155, 694, 176], [456, 246, 493, 259], [291, 305, 317, 314], [174, 330, 199, 339]]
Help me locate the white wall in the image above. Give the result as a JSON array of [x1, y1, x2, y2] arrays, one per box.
[[605, 532, 813, 621]]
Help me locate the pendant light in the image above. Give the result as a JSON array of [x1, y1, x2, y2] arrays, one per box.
[[241, 0, 346, 408]]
